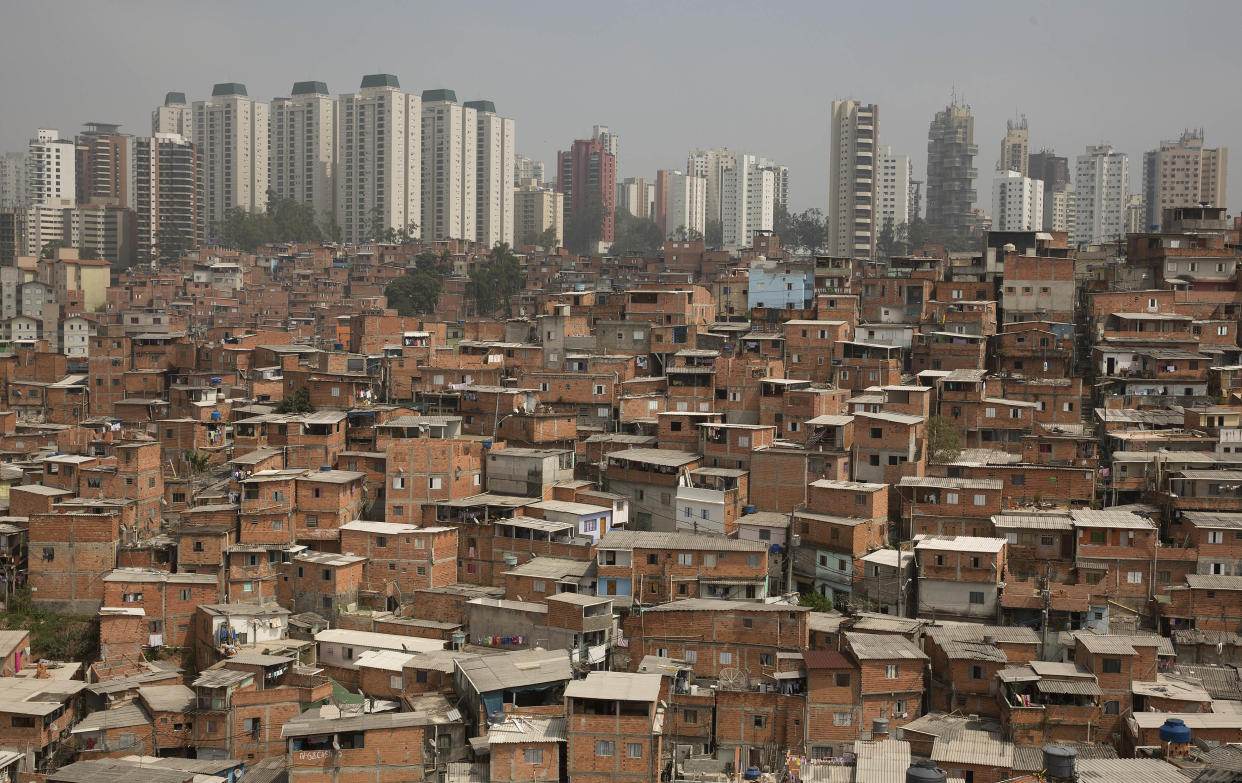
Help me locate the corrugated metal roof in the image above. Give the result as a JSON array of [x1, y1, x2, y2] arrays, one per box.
[[844, 631, 927, 661], [1185, 573, 1242, 590], [853, 739, 910, 783], [1181, 510, 1242, 529], [899, 476, 1003, 490], [1011, 743, 1117, 771], [1069, 509, 1156, 529], [930, 728, 1013, 767], [914, 535, 1006, 553], [1077, 758, 1201, 782], [991, 513, 1073, 530], [927, 623, 1039, 645], [643, 598, 804, 614], [1036, 678, 1102, 696], [486, 716, 566, 744], [565, 672, 661, 702], [597, 530, 768, 552]]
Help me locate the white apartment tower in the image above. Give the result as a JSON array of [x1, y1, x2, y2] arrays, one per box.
[[687, 148, 736, 225], [514, 154, 545, 185], [152, 92, 193, 138], [999, 116, 1030, 176], [1141, 130, 1228, 231], [991, 170, 1044, 231], [133, 134, 198, 263], [1045, 181, 1076, 235], [421, 89, 476, 242], [593, 125, 619, 158], [465, 100, 515, 247], [758, 158, 789, 211], [335, 74, 422, 245], [270, 81, 336, 218], [664, 171, 706, 240], [828, 100, 879, 259], [192, 83, 269, 239], [876, 145, 911, 230], [722, 154, 774, 249], [1074, 145, 1129, 246], [27, 129, 76, 207]]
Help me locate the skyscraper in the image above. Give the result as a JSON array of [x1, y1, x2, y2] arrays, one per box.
[[876, 146, 911, 232], [1074, 145, 1128, 246], [686, 148, 736, 226], [999, 116, 1029, 176], [616, 177, 654, 220], [514, 154, 545, 185], [828, 100, 879, 259], [335, 74, 421, 245], [193, 83, 269, 240], [0, 153, 26, 209], [662, 170, 706, 239], [464, 100, 515, 248], [1045, 182, 1076, 235], [593, 125, 619, 159], [722, 154, 774, 249], [152, 92, 192, 138], [270, 81, 335, 218], [75, 123, 129, 207], [1028, 151, 1069, 190], [27, 128, 76, 207], [421, 89, 476, 242], [557, 137, 616, 247], [926, 103, 978, 238], [133, 133, 198, 264], [991, 170, 1043, 231], [758, 158, 789, 212], [1141, 130, 1228, 231]]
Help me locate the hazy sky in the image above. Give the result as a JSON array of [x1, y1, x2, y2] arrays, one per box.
[[4, 0, 1242, 214]]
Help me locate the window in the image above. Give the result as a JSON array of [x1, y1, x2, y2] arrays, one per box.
[[678, 553, 693, 566], [627, 742, 643, 758], [1011, 474, 1025, 486], [969, 591, 985, 604], [343, 647, 355, 660], [969, 665, 984, 679], [870, 427, 882, 439], [429, 477, 443, 490], [835, 672, 850, 687], [1089, 530, 1106, 544], [985, 407, 996, 418], [720, 652, 733, 665], [684, 649, 697, 663], [392, 476, 406, 490], [945, 492, 959, 505], [11, 716, 34, 728], [683, 709, 699, 724], [885, 664, 898, 679], [760, 653, 774, 667], [752, 715, 766, 729], [1103, 700, 1119, 715], [1208, 530, 1225, 544], [747, 555, 760, 568], [1102, 658, 1122, 674], [973, 494, 987, 506], [525, 748, 544, 764], [322, 569, 332, 581], [595, 741, 615, 756], [1126, 571, 1142, 584]]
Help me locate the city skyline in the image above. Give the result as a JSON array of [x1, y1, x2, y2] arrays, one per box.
[[3, 2, 1241, 215]]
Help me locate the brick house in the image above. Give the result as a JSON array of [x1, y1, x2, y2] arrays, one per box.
[[488, 716, 566, 783], [594, 531, 770, 607], [842, 631, 927, 733], [914, 535, 1007, 621], [804, 649, 863, 756], [564, 672, 665, 783]]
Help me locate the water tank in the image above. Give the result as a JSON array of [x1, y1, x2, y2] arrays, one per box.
[[905, 761, 947, 783], [1159, 717, 1192, 743], [743, 766, 761, 781], [1042, 745, 1077, 780], [319, 465, 333, 472], [334, 343, 344, 350], [742, 505, 756, 515], [872, 717, 889, 735], [481, 440, 493, 449], [502, 554, 518, 566], [210, 411, 222, 420]]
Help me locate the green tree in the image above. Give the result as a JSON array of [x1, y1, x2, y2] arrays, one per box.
[[905, 217, 929, 252], [793, 208, 826, 252], [798, 591, 835, 613], [877, 216, 896, 259], [467, 243, 526, 317], [773, 203, 795, 246], [610, 209, 663, 256], [704, 218, 723, 248], [275, 387, 314, 414], [39, 240, 65, 260], [926, 415, 961, 463], [518, 225, 559, 249], [564, 192, 604, 254], [385, 271, 442, 316]]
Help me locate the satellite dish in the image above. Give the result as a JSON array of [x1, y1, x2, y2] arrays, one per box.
[[717, 667, 749, 691]]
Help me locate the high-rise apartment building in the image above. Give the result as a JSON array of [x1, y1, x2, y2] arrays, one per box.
[[464, 100, 515, 248], [1074, 145, 1128, 246], [557, 137, 616, 246], [687, 148, 736, 226], [1141, 130, 1228, 231], [421, 89, 476, 242], [270, 81, 336, 218], [1125, 193, 1144, 235], [828, 100, 879, 259], [616, 177, 654, 220], [1028, 151, 1069, 190], [662, 170, 706, 240], [876, 145, 911, 231], [152, 92, 193, 137], [926, 103, 978, 238], [134, 134, 198, 264], [335, 74, 421, 245], [722, 154, 774, 249], [758, 158, 789, 212], [514, 181, 562, 247], [999, 116, 1029, 176], [1045, 182, 1076, 235], [0, 153, 27, 209], [515, 154, 545, 185], [592, 125, 619, 159], [193, 83, 269, 240], [75, 123, 129, 207], [27, 129, 77, 207], [991, 170, 1043, 231]]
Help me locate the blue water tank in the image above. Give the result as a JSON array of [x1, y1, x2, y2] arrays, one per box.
[[743, 767, 761, 781], [742, 505, 756, 515], [319, 465, 333, 472], [210, 411, 222, 420], [210, 377, 222, 384], [769, 544, 783, 554], [482, 440, 493, 449], [334, 343, 344, 350], [1159, 717, 1192, 743]]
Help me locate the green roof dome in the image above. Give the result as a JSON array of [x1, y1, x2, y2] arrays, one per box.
[[360, 74, 400, 89], [463, 100, 496, 113], [421, 88, 457, 103], [163, 92, 186, 106], [292, 81, 329, 96], [211, 83, 248, 97]]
